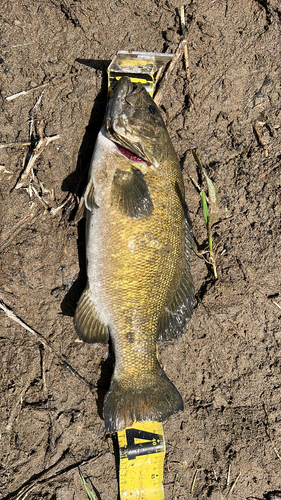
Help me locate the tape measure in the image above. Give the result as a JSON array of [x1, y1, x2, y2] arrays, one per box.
[[107, 51, 174, 97], [118, 421, 165, 499]]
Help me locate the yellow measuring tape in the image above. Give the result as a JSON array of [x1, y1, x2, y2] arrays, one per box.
[[118, 421, 165, 499], [107, 50, 174, 97]]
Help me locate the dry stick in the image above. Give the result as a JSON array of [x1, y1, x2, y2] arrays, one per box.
[[0, 301, 93, 390], [228, 472, 241, 495], [189, 174, 210, 203], [50, 193, 73, 215], [180, 5, 190, 79], [30, 185, 50, 210], [14, 133, 59, 189], [6, 74, 73, 101], [226, 464, 231, 486], [30, 89, 46, 139], [154, 38, 187, 106], [0, 141, 34, 150]]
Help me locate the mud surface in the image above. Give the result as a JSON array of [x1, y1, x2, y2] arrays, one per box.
[[1, 1, 281, 499]]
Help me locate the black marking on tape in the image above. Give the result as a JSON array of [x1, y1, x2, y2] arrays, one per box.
[[120, 428, 164, 461]]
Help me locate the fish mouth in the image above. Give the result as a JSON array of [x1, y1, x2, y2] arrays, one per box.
[[114, 143, 146, 163], [105, 77, 149, 164]]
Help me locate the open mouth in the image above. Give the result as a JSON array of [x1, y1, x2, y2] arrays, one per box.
[[115, 143, 145, 163]]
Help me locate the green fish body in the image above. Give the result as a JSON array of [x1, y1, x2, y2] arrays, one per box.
[[74, 77, 194, 432]]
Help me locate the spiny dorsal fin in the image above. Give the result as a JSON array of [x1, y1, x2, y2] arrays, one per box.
[[74, 285, 109, 343], [111, 166, 153, 218], [157, 260, 194, 341]]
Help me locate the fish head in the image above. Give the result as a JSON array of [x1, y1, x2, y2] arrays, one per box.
[[105, 76, 171, 167]]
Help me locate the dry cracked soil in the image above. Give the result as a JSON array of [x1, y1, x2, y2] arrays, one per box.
[[1, 1, 281, 499]]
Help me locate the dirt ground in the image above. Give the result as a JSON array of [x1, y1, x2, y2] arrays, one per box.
[[1, 0, 281, 499]]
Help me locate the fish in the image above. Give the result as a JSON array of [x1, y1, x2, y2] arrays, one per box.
[[74, 76, 194, 433]]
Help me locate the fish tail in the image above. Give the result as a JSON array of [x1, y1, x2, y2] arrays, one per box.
[[104, 363, 183, 433]]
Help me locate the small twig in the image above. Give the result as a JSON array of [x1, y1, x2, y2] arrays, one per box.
[[154, 39, 187, 105], [6, 74, 72, 101], [228, 472, 241, 495], [272, 300, 281, 311], [258, 161, 280, 179], [180, 6, 190, 79], [154, 65, 165, 88], [189, 174, 210, 203], [0, 165, 13, 174], [253, 124, 266, 148], [162, 4, 175, 14], [0, 301, 92, 390], [50, 193, 73, 215], [0, 141, 34, 150], [227, 464, 231, 486], [30, 185, 50, 210], [6, 84, 50, 102], [30, 90, 45, 139], [14, 133, 59, 189]]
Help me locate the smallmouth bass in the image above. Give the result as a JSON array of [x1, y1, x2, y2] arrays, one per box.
[[74, 77, 194, 433]]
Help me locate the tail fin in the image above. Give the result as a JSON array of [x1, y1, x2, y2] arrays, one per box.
[[103, 364, 183, 433]]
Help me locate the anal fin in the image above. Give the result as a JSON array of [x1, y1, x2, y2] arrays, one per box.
[[111, 166, 153, 218], [74, 285, 109, 343]]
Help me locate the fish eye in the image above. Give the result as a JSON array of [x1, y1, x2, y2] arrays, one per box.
[[149, 105, 156, 115]]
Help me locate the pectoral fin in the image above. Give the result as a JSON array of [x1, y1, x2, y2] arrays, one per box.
[[74, 180, 98, 222], [85, 180, 99, 211], [157, 260, 194, 341], [74, 195, 86, 223], [111, 167, 153, 218], [74, 285, 109, 343]]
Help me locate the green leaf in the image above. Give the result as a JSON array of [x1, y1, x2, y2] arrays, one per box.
[[79, 471, 99, 500], [192, 150, 219, 228], [200, 191, 209, 228], [192, 150, 203, 171]]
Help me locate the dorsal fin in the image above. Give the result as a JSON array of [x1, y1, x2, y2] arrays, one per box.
[[157, 260, 194, 341], [157, 218, 195, 341]]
